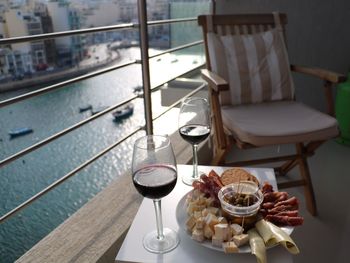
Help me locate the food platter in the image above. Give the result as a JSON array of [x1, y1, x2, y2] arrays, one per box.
[[175, 190, 293, 253]]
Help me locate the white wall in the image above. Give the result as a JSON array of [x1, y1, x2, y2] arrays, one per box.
[[215, 0, 350, 112], [4, 9, 31, 53], [47, 1, 71, 49], [84, 2, 121, 27]]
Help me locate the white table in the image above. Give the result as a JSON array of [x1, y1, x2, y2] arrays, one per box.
[[116, 165, 294, 263]]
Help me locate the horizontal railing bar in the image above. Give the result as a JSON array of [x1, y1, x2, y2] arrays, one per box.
[[149, 40, 203, 59], [0, 23, 135, 45], [0, 96, 138, 168], [0, 17, 197, 45], [147, 17, 197, 26], [152, 83, 206, 122], [0, 60, 137, 108], [0, 127, 144, 224]]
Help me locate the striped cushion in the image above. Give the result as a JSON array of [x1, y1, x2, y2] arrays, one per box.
[[207, 29, 294, 105]]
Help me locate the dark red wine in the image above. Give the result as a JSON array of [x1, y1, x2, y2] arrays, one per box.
[[133, 165, 177, 199], [179, 124, 210, 145]]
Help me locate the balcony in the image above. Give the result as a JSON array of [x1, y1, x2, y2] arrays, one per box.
[[1, 1, 350, 263]]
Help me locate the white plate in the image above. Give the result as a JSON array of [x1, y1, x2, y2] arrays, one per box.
[[175, 190, 293, 253]]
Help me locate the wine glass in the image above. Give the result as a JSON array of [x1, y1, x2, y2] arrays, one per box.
[[178, 97, 210, 185], [132, 135, 180, 254]]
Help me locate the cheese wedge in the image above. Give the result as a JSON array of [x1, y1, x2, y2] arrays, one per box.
[[195, 217, 205, 230], [222, 241, 239, 253], [203, 224, 214, 239], [255, 219, 299, 254], [212, 235, 223, 247], [214, 223, 230, 241], [248, 228, 266, 263], [186, 215, 196, 231], [205, 213, 219, 231], [232, 234, 249, 247], [230, 223, 244, 236], [192, 228, 204, 242]]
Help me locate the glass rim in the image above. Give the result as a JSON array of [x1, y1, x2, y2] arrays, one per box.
[[182, 96, 208, 105], [134, 134, 170, 150]]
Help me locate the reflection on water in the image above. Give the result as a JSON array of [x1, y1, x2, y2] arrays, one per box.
[[0, 47, 204, 262]]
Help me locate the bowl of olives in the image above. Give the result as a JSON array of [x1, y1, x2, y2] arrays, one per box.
[[218, 181, 263, 229]]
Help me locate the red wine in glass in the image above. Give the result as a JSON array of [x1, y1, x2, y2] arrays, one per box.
[[179, 124, 210, 145], [133, 165, 177, 199]]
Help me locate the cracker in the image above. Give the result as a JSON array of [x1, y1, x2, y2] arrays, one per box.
[[220, 168, 259, 186]]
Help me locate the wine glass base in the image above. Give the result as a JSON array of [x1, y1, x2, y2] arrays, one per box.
[[182, 175, 198, 186], [143, 228, 180, 254], [182, 171, 206, 186]]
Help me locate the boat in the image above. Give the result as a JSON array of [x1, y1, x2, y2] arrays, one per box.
[[9, 127, 33, 138], [112, 104, 134, 121], [133, 85, 143, 94], [79, 104, 92, 113], [91, 106, 109, 115]]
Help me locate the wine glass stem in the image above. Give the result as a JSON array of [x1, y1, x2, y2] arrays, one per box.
[[153, 199, 164, 240], [192, 144, 199, 180]]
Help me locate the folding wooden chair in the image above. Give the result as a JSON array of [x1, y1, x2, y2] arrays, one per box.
[[198, 13, 346, 216]]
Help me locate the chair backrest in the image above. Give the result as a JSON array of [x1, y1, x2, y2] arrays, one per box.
[[198, 13, 294, 106], [198, 13, 288, 69]]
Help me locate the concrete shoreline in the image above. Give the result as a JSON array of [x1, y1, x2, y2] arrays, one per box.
[[0, 48, 120, 93]]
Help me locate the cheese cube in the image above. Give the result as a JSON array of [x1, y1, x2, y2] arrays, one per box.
[[205, 213, 219, 230], [193, 211, 202, 219], [214, 223, 230, 241], [230, 223, 244, 236], [222, 242, 239, 253], [212, 235, 223, 247], [186, 202, 196, 215], [202, 207, 219, 217], [201, 208, 210, 217], [203, 224, 214, 239], [218, 216, 228, 224], [197, 196, 207, 206], [205, 197, 215, 207], [191, 189, 201, 199], [187, 202, 205, 215], [195, 217, 205, 230], [192, 228, 204, 242], [232, 234, 249, 247], [208, 207, 219, 215], [186, 215, 196, 231]]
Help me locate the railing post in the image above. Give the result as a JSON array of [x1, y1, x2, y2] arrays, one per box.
[[138, 0, 153, 135]]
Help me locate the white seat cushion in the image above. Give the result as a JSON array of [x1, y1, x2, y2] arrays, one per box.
[[221, 101, 339, 146]]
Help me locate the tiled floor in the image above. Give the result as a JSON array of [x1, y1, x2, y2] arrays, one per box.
[[226, 140, 350, 263]]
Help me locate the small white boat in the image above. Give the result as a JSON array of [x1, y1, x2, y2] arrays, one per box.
[[79, 104, 92, 113], [112, 104, 134, 121], [9, 127, 33, 138]]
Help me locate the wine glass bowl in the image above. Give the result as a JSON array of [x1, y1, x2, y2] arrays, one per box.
[[132, 135, 179, 254], [178, 97, 210, 185]]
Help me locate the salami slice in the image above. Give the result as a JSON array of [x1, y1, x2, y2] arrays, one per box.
[[265, 215, 304, 226]]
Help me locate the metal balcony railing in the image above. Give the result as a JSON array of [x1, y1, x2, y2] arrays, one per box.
[[0, 1, 208, 223]]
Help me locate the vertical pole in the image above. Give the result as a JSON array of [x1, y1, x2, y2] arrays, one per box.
[[138, 0, 153, 135], [210, 0, 216, 14]]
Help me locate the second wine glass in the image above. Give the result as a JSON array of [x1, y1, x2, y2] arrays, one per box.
[[178, 97, 210, 185]]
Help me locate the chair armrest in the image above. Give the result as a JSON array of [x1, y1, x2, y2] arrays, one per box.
[[201, 69, 230, 92], [291, 64, 346, 84]]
